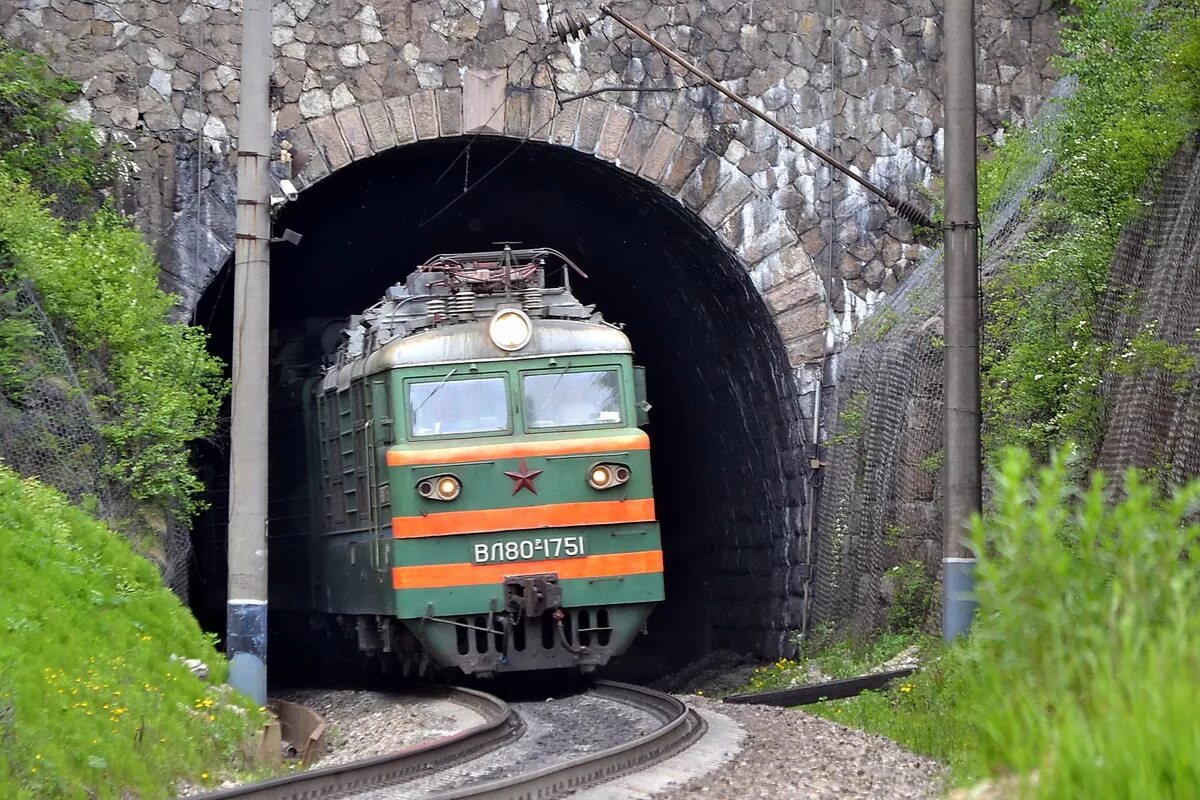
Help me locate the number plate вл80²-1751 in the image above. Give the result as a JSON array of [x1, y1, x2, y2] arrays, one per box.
[[473, 536, 586, 564]]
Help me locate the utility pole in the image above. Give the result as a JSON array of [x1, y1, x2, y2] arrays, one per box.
[[941, 0, 981, 640], [227, 0, 272, 704]]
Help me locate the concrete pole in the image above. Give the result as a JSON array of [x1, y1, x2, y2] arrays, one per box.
[[227, 0, 272, 705], [941, 0, 981, 641]]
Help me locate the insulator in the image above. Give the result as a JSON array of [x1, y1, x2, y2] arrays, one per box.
[[522, 287, 545, 314], [427, 299, 446, 320], [552, 11, 591, 43], [448, 290, 476, 317], [885, 191, 934, 229]]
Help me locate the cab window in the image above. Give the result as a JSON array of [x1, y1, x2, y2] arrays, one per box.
[[408, 375, 509, 437], [522, 369, 622, 430]]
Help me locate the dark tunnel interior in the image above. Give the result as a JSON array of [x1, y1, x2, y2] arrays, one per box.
[[191, 136, 804, 680]]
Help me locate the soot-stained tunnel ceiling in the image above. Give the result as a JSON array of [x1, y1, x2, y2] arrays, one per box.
[[195, 136, 804, 672]]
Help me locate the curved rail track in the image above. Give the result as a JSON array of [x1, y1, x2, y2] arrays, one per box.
[[187, 681, 703, 800], [426, 680, 705, 799], [191, 687, 519, 800]]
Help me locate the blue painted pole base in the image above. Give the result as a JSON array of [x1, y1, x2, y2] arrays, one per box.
[[943, 557, 977, 642], [227, 600, 267, 705]]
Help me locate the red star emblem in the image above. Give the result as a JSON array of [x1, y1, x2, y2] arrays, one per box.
[[503, 457, 543, 495]]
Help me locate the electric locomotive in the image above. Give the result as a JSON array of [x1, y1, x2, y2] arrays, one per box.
[[302, 247, 663, 676]]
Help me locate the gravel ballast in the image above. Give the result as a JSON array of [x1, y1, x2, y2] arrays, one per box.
[[261, 682, 945, 799], [654, 695, 946, 800], [278, 689, 485, 766]]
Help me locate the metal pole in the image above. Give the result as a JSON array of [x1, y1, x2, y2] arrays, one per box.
[[227, 0, 272, 704], [941, 0, 981, 641]]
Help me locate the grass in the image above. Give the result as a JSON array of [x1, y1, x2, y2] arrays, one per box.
[[0, 468, 267, 799], [741, 630, 930, 695], [773, 449, 1200, 798]]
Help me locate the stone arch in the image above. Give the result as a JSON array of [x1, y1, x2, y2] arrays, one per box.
[[191, 118, 816, 668], [282, 75, 827, 366]]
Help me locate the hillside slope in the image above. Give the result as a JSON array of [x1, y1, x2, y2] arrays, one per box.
[[0, 468, 265, 799]]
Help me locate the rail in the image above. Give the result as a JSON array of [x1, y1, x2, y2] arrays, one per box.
[[186, 687, 519, 800], [426, 680, 705, 800]]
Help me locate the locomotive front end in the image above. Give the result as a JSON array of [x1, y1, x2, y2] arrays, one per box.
[[298, 248, 666, 676], [384, 316, 663, 675]]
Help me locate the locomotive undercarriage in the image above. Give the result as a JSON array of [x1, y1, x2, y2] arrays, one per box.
[[323, 593, 651, 678], [418, 602, 651, 677]]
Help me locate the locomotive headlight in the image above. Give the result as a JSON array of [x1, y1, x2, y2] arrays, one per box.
[[417, 475, 462, 501], [588, 463, 631, 490], [435, 476, 462, 501], [489, 308, 533, 351], [589, 465, 614, 489]]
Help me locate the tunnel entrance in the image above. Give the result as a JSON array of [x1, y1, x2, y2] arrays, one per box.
[[191, 136, 806, 678]]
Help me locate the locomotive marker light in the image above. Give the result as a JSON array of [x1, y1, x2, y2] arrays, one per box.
[[588, 463, 631, 490], [417, 475, 462, 501], [489, 308, 533, 351]]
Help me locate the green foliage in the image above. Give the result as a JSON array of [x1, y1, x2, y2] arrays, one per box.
[[0, 43, 109, 209], [0, 173, 226, 516], [977, 127, 1041, 223], [853, 307, 899, 343], [808, 449, 1200, 797], [829, 389, 868, 446], [980, 0, 1200, 461], [884, 560, 933, 634], [0, 469, 267, 798], [1109, 320, 1197, 391], [746, 627, 926, 695]]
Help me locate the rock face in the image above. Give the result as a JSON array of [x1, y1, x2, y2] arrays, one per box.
[[1, 0, 1059, 357]]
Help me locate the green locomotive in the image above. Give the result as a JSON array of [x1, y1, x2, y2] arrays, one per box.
[[302, 247, 664, 676]]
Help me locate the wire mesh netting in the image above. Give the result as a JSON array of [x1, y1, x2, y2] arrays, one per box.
[[1094, 134, 1200, 481], [811, 76, 1200, 634], [811, 87, 1067, 633], [0, 277, 192, 595]]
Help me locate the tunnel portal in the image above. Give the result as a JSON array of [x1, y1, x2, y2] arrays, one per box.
[[192, 137, 807, 676]]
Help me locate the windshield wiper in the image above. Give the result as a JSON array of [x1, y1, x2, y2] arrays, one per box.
[[538, 362, 573, 412], [413, 367, 458, 413]]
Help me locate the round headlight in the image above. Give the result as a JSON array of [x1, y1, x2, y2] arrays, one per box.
[[418, 475, 462, 501], [588, 464, 615, 490], [436, 476, 462, 501], [489, 308, 533, 351]]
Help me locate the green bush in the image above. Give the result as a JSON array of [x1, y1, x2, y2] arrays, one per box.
[[810, 449, 1200, 797], [980, 0, 1200, 461], [0, 42, 110, 210], [0, 172, 227, 517], [0, 468, 266, 799]]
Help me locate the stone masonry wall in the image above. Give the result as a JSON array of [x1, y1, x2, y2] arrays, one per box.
[[2, 0, 1059, 363]]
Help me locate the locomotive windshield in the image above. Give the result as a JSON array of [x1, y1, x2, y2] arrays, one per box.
[[409, 375, 509, 437], [523, 369, 623, 429]]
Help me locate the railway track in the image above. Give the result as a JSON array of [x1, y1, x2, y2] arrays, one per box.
[[188, 681, 703, 800]]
